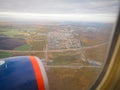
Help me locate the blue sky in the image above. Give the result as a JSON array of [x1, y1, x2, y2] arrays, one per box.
[[0, 0, 119, 22]]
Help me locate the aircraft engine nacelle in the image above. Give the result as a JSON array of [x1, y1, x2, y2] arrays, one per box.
[[0, 56, 49, 90]]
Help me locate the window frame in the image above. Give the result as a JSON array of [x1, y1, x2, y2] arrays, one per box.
[[90, 11, 120, 90]]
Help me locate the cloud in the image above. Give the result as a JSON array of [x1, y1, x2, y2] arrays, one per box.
[[0, 0, 119, 14], [0, 0, 119, 22]]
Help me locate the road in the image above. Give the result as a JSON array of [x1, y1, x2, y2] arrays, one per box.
[[0, 42, 108, 53], [45, 65, 102, 69]]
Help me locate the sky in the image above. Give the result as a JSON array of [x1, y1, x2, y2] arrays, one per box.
[[0, 0, 119, 22]]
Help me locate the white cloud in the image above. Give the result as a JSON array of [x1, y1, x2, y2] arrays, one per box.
[[0, 0, 119, 22], [0, 0, 119, 14]]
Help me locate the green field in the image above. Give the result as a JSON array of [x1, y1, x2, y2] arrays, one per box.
[[15, 44, 30, 51], [1, 29, 20, 37], [0, 51, 12, 59]]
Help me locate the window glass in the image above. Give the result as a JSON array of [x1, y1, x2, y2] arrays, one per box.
[[0, 0, 119, 90]]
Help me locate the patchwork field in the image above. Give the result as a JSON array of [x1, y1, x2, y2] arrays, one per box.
[[0, 22, 113, 90]]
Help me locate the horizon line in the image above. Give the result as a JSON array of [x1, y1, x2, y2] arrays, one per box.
[[0, 12, 118, 23]]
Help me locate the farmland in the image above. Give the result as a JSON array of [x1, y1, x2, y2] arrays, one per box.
[[0, 21, 113, 90]]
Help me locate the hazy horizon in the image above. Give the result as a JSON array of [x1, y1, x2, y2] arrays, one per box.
[[0, 12, 118, 23]]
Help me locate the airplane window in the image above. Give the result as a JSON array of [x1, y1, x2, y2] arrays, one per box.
[[0, 0, 119, 90]]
